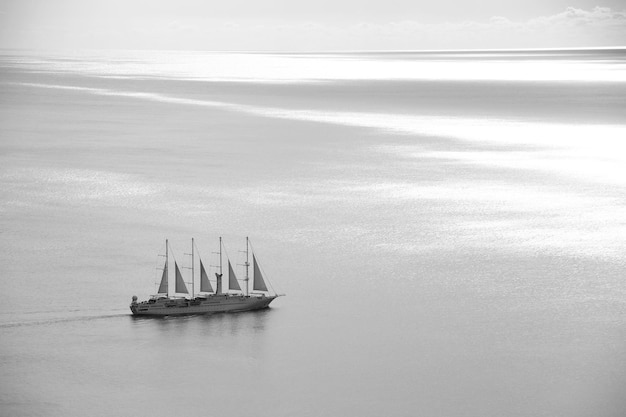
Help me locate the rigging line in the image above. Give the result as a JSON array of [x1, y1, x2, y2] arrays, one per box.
[[221, 239, 231, 263], [194, 239, 217, 286], [221, 239, 244, 292], [194, 239, 213, 271], [168, 241, 181, 265], [221, 239, 236, 270], [182, 239, 195, 296], [154, 241, 167, 292], [154, 249, 160, 293], [167, 241, 190, 295], [248, 239, 279, 296]]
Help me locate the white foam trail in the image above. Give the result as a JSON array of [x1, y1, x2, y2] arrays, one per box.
[[16, 82, 233, 109]]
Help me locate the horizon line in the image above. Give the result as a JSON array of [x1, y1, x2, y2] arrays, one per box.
[[0, 45, 625, 55]]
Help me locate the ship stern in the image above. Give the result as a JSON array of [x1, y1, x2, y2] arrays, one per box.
[[130, 295, 139, 315]]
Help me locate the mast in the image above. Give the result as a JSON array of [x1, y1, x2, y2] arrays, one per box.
[[212, 236, 224, 295], [191, 238, 195, 298], [245, 236, 250, 296], [165, 238, 169, 297], [184, 239, 195, 298]]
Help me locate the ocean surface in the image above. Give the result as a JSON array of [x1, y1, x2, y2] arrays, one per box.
[[1, 48, 625, 416]]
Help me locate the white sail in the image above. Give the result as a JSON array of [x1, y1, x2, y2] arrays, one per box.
[[175, 262, 188, 294], [253, 254, 268, 292], [228, 260, 241, 291], [157, 260, 168, 294], [200, 260, 212, 292]]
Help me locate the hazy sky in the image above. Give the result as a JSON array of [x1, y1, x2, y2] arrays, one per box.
[[1, 0, 625, 51]]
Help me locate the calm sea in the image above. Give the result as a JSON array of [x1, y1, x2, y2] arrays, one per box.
[[1, 49, 625, 417]]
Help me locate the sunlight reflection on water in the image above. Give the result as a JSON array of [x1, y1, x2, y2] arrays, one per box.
[[1, 49, 625, 417], [7, 49, 626, 82]]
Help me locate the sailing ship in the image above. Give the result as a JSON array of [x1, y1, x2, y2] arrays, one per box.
[[130, 237, 282, 316]]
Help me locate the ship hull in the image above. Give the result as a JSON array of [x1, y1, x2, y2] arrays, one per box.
[[130, 294, 277, 316]]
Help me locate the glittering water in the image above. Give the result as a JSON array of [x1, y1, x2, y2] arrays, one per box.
[[1, 49, 625, 417]]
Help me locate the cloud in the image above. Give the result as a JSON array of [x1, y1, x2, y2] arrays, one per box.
[[530, 6, 626, 27], [350, 6, 626, 49], [167, 20, 197, 33], [489, 16, 513, 26], [1, 6, 624, 50], [473, 7, 626, 31], [249, 7, 626, 50]]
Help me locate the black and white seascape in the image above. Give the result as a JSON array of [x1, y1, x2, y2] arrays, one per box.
[[1, 2, 626, 417]]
